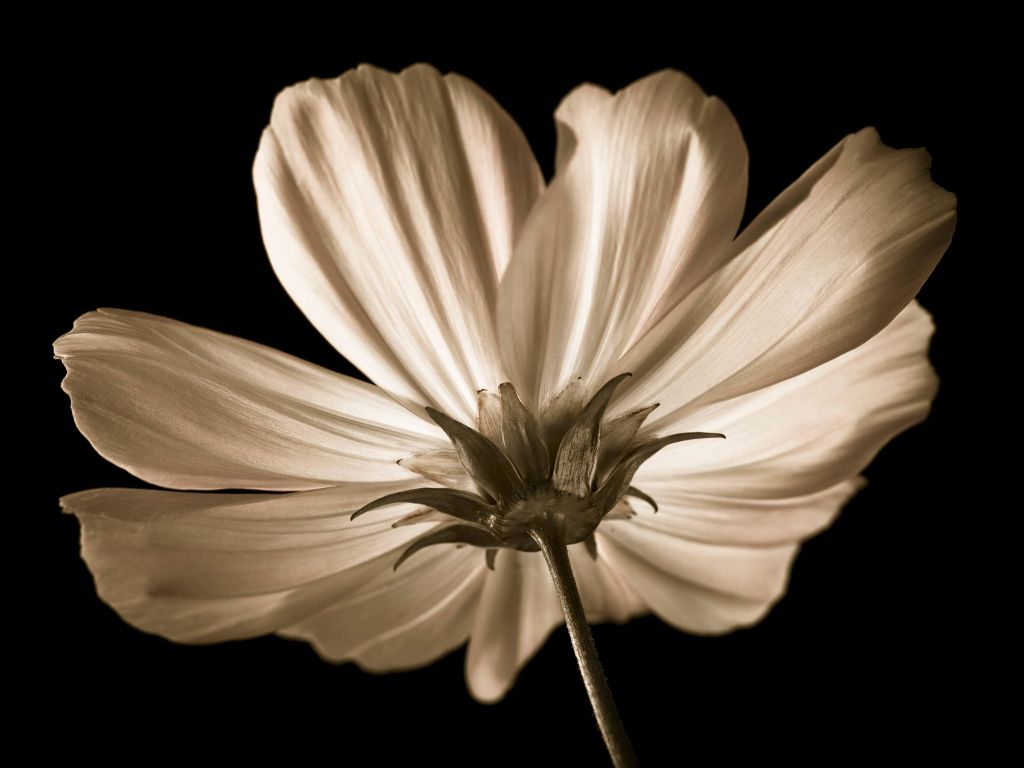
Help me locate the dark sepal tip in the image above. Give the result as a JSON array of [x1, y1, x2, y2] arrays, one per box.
[[393, 525, 502, 571], [626, 485, 659, 513], [351, 499, 384, 521]]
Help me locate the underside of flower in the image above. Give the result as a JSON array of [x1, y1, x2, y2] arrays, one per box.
[[354, 374, 723, 569]]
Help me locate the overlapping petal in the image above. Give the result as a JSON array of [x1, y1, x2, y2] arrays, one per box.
[[55, 309, 444, 491], [635, 301, 937, 499], [624, 481, 862, 548], [254, 63, 543, 422], [465, 550, 563, 702], [602, 302, 938, 634], [499, 70, 748, 408], [280, 544, 485, 672], [614, 129, 954, 425], [465, 545, 645, 702], [61, 482, 438, 644]]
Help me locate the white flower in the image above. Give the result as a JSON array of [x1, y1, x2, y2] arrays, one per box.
[[56, 64, 955, 705]]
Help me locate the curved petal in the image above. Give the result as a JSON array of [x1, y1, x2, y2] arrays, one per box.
[[280, 545, 485, 673], [465, 550, 562, 703], [635, 301, 937, 499], [254, 63, 544, 422], [598, 519, 799, 634], [499, 70, 747, 408], [615, 129, 955, 424], [61, 482, 433, 644], [464, 545, 644, 703], [620, 480, 862, 549], [570, 540, 648, 625], [55, 309, 444, 491]]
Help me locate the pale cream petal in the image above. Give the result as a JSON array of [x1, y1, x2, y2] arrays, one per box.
[[397, 448, 475, 492], [254, 64, 543, 422], [552, 83, 611, 174], [571, 541, 648, 624], [499, 70, 747, 408], [464, 545, 644, 703], [635, 302, 937, 499], [55, 310, 444, 491], [598, 519, 799, 634], [625, 480, 862, 548], [62, 482, 433, 643], [616, 129, 955, 425], [465, 550, 563, 703], [280, 546, 485, 672]]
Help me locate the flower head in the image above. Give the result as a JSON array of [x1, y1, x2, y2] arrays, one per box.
[[56, 64, 954, 704]]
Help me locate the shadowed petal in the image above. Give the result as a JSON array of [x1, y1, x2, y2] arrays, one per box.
[[55, 310, 444, 491], [500, 70, 747, 407], [465, 546, 644, 703], [636, 302, 937, 499], [615, 130, 954, 425], [569, 541, 647, 625], [61, 482, 433, 643], [280, 546, 485, 672], [255, 64, 543, 422], [465, 551, 563, 703]]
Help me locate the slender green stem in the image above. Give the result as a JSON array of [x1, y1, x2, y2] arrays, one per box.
[[531, 521, 639, 768]]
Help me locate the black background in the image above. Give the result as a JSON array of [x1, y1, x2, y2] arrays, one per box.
[[34, 24, 989, 765]]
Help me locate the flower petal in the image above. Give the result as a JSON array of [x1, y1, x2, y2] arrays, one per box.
[[465, 550, 563, 703], [398, 448, 476, 493], [464, 546, 644, 703], [618, 480, 862, 549], [616, 129, 955, 425], [62, 482, 432, 643], [499, 70, 747, 407], [635, 302, 937, 499], [55, 310, 444, 491], [280, 545, 485, 672], [570, 540, 647, 625], [254, 64, 543, 422], [598, 519, 799, 634]]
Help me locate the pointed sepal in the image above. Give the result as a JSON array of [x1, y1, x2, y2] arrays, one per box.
[[394, 525, 503, 570], [596, 404, 659, 480], [352, 486, 501, 530], [625, 486, 658, 513], [499, 382, 549, 487], [552, 373, 631, 497], [592, 432, 724, 519], [426, 407, 524, 507]]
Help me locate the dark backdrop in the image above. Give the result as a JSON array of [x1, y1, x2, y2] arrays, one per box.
[[35, 24, 983, 765]]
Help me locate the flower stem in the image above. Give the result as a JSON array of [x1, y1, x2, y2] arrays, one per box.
[[531, 521, 639, 768]]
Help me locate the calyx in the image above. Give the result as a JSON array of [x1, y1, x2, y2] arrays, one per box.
[[353, 374, 723, 569]]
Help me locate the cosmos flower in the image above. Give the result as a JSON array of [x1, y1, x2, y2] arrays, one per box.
[[56, 63, 955, 714]]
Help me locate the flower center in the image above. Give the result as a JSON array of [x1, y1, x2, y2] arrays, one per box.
[[353, 374, 723, 569]]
